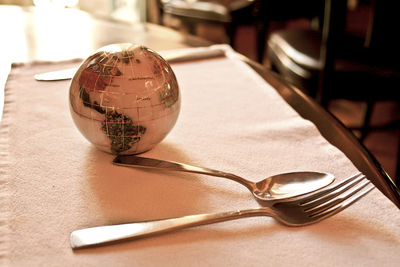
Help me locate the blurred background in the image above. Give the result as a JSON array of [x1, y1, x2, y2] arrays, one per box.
[[0, 0, 146, 22], [1, 0, 399, 180]]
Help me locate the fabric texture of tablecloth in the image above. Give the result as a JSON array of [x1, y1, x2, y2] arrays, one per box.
[[1, 46, 399, 266]]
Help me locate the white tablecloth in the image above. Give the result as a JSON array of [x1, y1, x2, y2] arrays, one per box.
[[1, 46, 399, 266]]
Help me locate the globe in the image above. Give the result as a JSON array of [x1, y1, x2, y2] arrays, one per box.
[[69, 43, 181, 154]]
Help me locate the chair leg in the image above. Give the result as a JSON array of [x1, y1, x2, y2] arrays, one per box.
[[185, 21, 197, 35], [255, 20, 269, 63], [396, 135, 400, 186], [360, 101, 374, 141], [226, 22, 237, 48]]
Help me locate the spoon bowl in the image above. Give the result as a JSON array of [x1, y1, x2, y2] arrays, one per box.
[[113, 155, 335, 201], [254, 171, 335, 200]]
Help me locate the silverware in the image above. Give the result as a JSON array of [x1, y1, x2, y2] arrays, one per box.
[[34, 48, 226, 81], [113, 155, 335, 201], [34, 68, 76, 81], [70, 173, 373, 249]]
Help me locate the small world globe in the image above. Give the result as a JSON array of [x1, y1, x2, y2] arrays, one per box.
[[69, 43, 181, 154]]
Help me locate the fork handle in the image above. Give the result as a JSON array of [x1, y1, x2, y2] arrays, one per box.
[[113, 155, 254, 191], [70, 208, 270, 249]]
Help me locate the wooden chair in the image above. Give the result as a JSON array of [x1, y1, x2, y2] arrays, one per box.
[[254, 0, 324, 63], [154, 0, 257, 48], [153, 1, 324, 63], [266, 0, 400, 140]]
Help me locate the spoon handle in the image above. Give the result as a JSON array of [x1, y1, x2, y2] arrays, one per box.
[[70, 208, 270, 249], [113, 155, 253, 190]]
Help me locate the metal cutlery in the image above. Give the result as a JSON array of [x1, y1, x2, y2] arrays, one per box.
[[34, 48, 226, 81], [70, 173, 373, 249], [113, 155, 335, 201]]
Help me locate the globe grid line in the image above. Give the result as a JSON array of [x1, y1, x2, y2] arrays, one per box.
[[74, 85, 147, 152], [73, 86, 178, 123], [128, 55, 140, 152], [108, 53, 138, 153], [128, 49, 136, 82], [103, 52, 121, 149]]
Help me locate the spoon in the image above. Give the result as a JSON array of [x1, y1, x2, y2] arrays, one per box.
[[113, 155, 335, 201]]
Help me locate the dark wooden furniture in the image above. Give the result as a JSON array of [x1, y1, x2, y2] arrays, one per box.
[[153, 0, 256, 52], [266, 0, 400, 140], [254, 0, 324, 62], [153, 0, 324, 63]]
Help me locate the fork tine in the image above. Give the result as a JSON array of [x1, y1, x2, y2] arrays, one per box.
[[308, 184, 375, 221], [301, 174, 367, 209], [297, 172, 364, 205], [306, 178, 371, 215]]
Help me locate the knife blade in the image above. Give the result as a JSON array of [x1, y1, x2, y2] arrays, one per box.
[[34, 68, 77, 81], [34, 48, 226, 81]]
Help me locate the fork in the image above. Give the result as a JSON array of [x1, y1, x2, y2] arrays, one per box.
[[70, 173, 374, 249]]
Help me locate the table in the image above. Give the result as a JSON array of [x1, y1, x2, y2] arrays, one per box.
[[0, 5, 212, 121], [1, 4, 399, 267]]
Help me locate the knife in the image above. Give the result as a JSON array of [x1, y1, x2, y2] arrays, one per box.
[[34, 48, 226, 81]]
